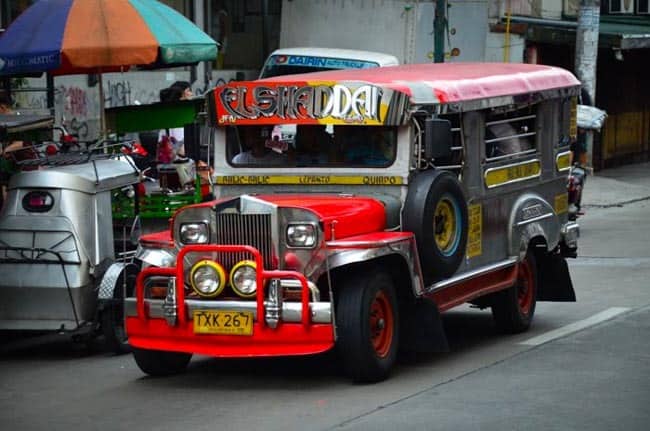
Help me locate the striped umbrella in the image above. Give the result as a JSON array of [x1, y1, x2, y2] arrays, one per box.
[[0, 0, 217, 76]]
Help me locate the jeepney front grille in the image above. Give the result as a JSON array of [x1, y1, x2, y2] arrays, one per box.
[[214, 213, 274, 269]]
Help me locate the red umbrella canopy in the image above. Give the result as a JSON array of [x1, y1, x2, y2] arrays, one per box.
[[0, 0, 217, 76]]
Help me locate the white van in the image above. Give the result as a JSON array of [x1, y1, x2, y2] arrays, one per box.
[[259, 47, 399, 79]]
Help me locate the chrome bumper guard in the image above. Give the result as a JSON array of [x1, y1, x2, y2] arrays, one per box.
[[561, 221, 580, 249]]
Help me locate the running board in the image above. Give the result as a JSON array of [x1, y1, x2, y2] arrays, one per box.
[[425, 258, 519, 312]]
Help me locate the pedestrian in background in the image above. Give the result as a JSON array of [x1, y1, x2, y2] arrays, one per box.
[[158, 81, 193, 161]]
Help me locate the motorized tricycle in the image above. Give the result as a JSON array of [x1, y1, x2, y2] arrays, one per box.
[[0, 143, 141, 351], [0, 99, 208, 352]]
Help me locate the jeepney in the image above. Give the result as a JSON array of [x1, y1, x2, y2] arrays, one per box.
[[126, 62, 580, 382]]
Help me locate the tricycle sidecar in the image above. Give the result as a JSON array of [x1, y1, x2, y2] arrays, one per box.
[[0, 153, 140, 349]]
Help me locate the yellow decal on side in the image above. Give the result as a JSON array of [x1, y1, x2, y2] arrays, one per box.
[[466, 203, 482, 258], [556, 151, 571, 172], [484, 160, 541, 188], [555, 193, 568, 215], [215, 175, 404, 186]]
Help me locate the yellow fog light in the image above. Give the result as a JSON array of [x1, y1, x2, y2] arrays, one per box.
[[230, 260, 257, 298], [190, 260, 226, 298]]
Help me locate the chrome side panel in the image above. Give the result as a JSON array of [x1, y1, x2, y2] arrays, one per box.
[[0, 283, 96, 330], [0, 188, 114, 266]]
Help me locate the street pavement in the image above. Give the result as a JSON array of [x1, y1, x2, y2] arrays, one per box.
[[1, 162, 648, 431], [336, 162, 650, 431], [582, 161, 650, 208]]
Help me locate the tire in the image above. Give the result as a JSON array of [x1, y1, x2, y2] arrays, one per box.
[[402, 170, 468, 283], [492, 250, 538, 333], [101, 263, 138, 354], [132, 347, 192, 377], [336, 271, 399, 383]]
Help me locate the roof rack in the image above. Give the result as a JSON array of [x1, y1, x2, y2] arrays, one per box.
[[15, 140, 135, 168]]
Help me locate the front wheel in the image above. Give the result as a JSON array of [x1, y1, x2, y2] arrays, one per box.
[[132, 347, 192, 376], [336, 271, 399, 383], [491, 250, 538, 333]]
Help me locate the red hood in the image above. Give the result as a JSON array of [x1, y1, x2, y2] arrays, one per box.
[[257, 194, 386, 240]]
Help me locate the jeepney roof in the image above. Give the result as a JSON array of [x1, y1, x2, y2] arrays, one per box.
[[259, 62, 581, 105], [8, 155, 140, 194]]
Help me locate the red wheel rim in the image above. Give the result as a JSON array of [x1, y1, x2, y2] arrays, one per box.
[[370, 290, 394, 358], [517, 258, 535, 315]]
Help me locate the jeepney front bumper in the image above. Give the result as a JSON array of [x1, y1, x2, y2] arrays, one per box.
[[125, 244, 335, 357]]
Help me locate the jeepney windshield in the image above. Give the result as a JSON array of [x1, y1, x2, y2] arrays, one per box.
[[226, 124, 396, 168]]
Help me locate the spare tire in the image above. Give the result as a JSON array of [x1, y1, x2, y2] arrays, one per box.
[[402, 170, 468, 284]]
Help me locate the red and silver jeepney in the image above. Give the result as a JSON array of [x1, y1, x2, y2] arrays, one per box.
[[126, 63, 580, 382]]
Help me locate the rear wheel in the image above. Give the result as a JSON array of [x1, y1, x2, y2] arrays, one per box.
[[492, 250, 538, 333], [132, 347, 192, 376], [336, 271, 399, 383]]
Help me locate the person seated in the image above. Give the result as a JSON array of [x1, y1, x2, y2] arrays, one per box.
[[342, 126, 390, 166], [232, 127, 286, 165], [294, 125, 331, 165]]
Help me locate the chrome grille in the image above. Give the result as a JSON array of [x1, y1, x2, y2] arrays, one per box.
[[214, 213, 274, 269]]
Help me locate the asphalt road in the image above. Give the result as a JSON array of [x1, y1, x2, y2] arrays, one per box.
[[1, 199, 649, 431]]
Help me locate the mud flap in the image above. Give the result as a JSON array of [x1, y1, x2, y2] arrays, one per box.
[[399, 298, 449, 353], [537, 252, 576, 302]]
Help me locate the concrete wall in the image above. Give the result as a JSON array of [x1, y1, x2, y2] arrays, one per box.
[[14, 68, 257, 140], [280, 0, 489, 64], [495, 0, 564, 19]]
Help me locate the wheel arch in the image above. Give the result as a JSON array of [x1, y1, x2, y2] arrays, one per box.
[[508, 192, 560, 260], [326, 238, 425, 299], [98, 261, 139, 301], [328, 255, 449, 354], [327, 253, 420, 304]]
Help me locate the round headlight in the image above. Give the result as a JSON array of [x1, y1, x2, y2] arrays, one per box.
[[180, 223, 209, 244], [230, 260, 257, 298], [286, 223, 317, 248], [190, 260, 226, 297]]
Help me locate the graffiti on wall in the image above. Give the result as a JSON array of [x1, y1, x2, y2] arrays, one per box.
[[17, 70, 256, 140]]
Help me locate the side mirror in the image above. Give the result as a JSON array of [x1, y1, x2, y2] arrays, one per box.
[[424, 118, 452, 160]]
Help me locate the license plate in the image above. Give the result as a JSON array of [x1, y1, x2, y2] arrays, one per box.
[[193, 310, 254, 336]]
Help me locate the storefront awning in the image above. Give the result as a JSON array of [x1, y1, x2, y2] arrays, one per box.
[[517, 16, 650, 50]]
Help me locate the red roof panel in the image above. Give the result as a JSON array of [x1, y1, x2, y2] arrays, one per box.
[[260, 62, 580, 104]]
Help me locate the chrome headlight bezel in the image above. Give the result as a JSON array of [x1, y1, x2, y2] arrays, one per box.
[[286, 222, 318, 248], [229, 260, 257, 298], [180, 222, 209, 244], [190, 260, 226, 298]]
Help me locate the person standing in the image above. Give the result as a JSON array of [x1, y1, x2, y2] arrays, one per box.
[[158, 81, 193, 160]]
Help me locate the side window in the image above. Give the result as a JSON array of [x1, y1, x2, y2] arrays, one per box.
[[485, 105, 537, 161], [556, 97, 575, 149]]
